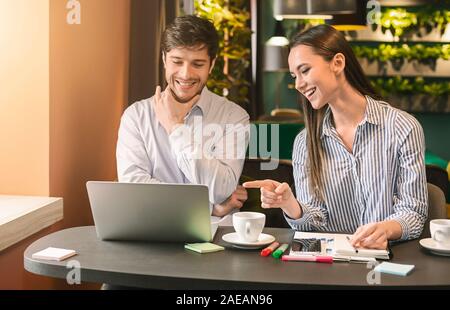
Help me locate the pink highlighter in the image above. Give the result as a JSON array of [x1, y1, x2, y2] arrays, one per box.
[[281, 255, 333, 264]]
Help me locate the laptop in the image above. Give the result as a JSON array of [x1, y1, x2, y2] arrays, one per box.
[[86, 181, 217, 242]]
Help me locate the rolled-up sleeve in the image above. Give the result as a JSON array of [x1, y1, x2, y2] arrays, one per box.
[[285, 130, 329, 231], [385, 114, 428, 241]]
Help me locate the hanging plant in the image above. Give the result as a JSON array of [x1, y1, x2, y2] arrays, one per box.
[[373, 8, 450, 39], [195, 0, 252, 108], [376, 8, 417, 37], [352, 44, 450, 71], [371, 76, 450, 97]]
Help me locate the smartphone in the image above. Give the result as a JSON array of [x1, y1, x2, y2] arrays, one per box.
[[291, 238, 321, 254]]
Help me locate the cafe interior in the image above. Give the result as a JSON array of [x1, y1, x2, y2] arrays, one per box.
[[0, 0, 449, 290]]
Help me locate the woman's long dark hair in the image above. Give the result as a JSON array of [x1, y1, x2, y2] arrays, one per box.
[[290, 24, 382, 199]]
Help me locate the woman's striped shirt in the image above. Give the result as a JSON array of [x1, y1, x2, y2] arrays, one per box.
[[286, 96, 428, 241]]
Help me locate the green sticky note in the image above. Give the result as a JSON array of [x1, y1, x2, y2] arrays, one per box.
[[185, 242, 225, 254]]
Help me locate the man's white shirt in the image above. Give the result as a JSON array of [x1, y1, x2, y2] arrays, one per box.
[[116, 87, 250, 210]]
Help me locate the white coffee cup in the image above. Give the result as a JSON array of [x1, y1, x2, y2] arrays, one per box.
[[430, 219, 450, 248], [233, 212, 265, 242]]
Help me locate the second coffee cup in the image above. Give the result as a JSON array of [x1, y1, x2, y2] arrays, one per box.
[[233, 212, 265, 242], [430, 219, 450, 248]]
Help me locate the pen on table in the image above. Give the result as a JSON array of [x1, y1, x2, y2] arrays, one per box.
[[260, 241, 280, 257], [346, 236, 359, 254], [281, 255, 333, 264], [272, 243, 289, 259]]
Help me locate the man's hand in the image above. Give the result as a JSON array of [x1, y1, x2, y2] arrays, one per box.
[[243, 179, 301, 219], [212, 185, 248, 217], [350, 220, 402, 250], [152, 85, 199, 134]]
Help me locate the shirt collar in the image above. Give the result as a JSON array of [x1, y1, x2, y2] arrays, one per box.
[[363, 95, 383, 126], [321, 95, 382, 138], [190, 86, 211, 116], [321, 106, 333, 138]]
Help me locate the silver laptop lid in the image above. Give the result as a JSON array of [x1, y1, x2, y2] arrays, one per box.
[[86, 181, 212, 243]]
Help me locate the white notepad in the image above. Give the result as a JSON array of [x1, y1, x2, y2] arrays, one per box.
[[294, 231, 390, 260], [32, 247, 77, 261]]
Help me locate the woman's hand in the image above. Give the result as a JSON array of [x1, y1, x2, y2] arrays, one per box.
[[351, 220, 402, 250], [243, 179, 302, 219]]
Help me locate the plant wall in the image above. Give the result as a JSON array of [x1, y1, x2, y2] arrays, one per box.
[[353, 43, 450, 70], [280, 4, 450, 112], [195, 0, 252, 109], [373, 7, 450, 38], [348, 4, 450, 113]]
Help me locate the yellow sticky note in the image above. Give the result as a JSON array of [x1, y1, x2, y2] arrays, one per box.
[[185, 242, 224, 254]]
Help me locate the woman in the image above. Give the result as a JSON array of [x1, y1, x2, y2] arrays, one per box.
[[244, 25, 427, 249]]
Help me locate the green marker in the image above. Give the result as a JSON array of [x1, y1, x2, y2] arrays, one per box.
[[272, 243, 289, 259]]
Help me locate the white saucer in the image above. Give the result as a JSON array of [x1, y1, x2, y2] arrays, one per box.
[[222, 232, 275, 249], [419, 238, 450, 257]]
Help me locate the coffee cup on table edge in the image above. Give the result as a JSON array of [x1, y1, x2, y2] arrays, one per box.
[[233, 212, 265, 243], [430, 219, 450, 248]]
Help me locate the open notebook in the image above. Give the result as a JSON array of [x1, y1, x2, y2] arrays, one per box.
[[293, 231, 390, 261]]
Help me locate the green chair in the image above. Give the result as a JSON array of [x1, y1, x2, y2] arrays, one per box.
[[421, 183, 447, 238], [425, 165, 449, 202]]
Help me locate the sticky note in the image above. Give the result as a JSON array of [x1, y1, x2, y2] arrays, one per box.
[[32, 247, 77, 261], [374, 262, 415, 276], [185, 242, 224, 254]]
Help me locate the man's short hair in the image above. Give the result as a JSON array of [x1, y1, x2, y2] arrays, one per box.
[[161, 15, 219, 61]]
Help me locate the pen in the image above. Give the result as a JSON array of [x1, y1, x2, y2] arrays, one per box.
[[281, 255, 333, 264], [346, 236, 359, 254], [272, 243, 289, 259], [260, 241, 280, 257]]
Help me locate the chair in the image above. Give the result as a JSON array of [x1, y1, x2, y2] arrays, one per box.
[[425, 165, 449, 201], [421, 183, 447, 238], [257, 108, 304, 124], [258, 115, 303, 124], [239, 158, 293, 228], [270, 108, 303, 118]]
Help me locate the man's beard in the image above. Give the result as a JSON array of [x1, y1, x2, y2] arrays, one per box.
[[169, 81, 205, 104]]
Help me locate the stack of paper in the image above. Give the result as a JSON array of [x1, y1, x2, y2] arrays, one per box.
[[333, 234, 390, 260], [32, 247, 77, 261]]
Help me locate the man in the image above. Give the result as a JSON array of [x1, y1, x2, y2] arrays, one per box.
[[116, 15, 249, 217]]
